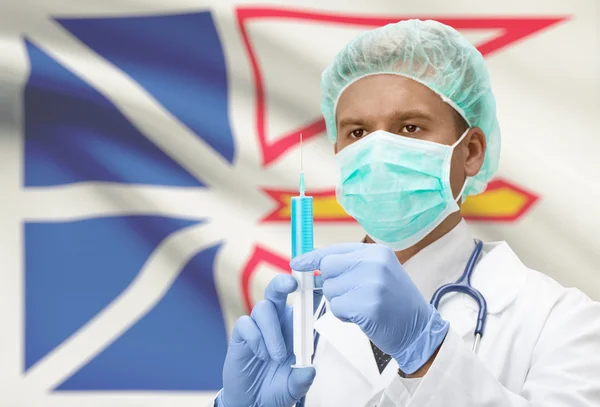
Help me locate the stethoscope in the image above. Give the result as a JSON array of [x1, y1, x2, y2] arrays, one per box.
[[296, 239, 487, 407], [430, 239, 487, 353]]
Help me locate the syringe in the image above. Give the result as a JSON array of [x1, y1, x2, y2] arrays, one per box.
[[290, 133, 315, 368]]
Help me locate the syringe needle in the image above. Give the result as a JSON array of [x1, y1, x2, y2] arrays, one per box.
[[300, 132, 304, 172], [299, 133, 305, 196]]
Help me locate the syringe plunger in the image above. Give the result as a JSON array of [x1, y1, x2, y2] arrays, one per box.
[[291, 270, 314, 367]]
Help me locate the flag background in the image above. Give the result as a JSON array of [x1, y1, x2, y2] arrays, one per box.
[[0, 0, 598, 405]]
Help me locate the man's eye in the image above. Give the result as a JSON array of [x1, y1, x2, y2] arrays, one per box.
[[350, 129, 367, 139], [402, 125, 421, 133]]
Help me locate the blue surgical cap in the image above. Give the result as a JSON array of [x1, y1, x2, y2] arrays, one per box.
[[321, 19, 500, 196]]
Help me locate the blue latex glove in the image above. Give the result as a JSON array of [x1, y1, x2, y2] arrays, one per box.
[[217, 274, 317, 407], [290, 243, 449, 374]]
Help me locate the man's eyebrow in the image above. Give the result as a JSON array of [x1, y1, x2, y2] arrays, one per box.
[[337, 117, 368, 128], [391, 108, 434, 121], [337, 108, 434, 128]]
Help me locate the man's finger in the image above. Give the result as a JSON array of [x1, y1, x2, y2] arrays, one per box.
[[321, 270, 361, 301], [289, 243, 366, 271], [329, 294, 361, 324], [230, 315, 270, 362], [288, 367, 317, 401], [251, 300, 288, 363], [264, 274, 297, 317], [318, 253, 360, 280]]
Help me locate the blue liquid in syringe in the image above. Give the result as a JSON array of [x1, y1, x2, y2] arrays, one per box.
[[291, 174, 314, 258]]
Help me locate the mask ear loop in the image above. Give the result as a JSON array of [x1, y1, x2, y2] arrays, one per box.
[[454, 178, 469, 203], [451, 127, 470, 149], [451, 128, 471, 202]]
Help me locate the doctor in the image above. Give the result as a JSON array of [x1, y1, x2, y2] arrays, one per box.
[[214, 19, 600, 407]]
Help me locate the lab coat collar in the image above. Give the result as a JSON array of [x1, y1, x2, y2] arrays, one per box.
[[402, 220, 476, 302], [436, 241, 528, 344], [458, 241, 527, 314]]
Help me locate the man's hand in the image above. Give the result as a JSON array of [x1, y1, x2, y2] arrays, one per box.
[[218, 275, 316, 407], [290, 243, 449, 375]]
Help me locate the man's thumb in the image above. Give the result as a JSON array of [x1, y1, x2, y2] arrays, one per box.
[[288, 367, 317, 400]]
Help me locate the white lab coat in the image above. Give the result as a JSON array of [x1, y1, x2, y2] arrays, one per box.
[[306, 239, 600, 406]]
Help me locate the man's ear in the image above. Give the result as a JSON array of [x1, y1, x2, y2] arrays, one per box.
[[464, 127, 486, 177]]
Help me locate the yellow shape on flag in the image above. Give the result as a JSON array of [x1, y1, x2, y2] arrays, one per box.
[[461, 188, 527, 217], [262, 179, 538, 223]]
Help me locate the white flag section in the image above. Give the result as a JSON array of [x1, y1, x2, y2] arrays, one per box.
[[0, 0, 598, 405]]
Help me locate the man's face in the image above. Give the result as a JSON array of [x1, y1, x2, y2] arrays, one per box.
[[334, 74, 485, 201]]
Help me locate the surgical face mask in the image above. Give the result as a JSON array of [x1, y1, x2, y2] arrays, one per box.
[[335, 129, 469, 251]]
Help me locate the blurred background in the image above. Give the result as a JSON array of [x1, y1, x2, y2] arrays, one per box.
[[0, 0, 598, 405]]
